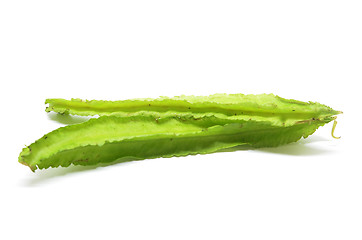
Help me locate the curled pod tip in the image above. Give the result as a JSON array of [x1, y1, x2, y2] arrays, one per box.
[[331, 118, 341, 139]]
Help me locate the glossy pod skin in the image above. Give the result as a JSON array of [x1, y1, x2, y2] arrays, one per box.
[[19, 94, 341, 171]]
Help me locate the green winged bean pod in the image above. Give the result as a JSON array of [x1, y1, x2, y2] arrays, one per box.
[[46, 93, 340, 127], [19, 94, 341, 171]]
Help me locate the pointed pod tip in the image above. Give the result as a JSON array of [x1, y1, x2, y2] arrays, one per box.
[[19, 147, 37, 172], [19, 158, 37, 172]]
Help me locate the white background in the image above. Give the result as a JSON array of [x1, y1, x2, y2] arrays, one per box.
[[1, 1, 361, 239]]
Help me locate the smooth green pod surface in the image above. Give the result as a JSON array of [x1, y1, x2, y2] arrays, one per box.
[[19, 113, 337, 171]]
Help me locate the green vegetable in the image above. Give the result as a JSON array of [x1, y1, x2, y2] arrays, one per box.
[[46, 94, 339, 125], [19, 94, 341, 171]]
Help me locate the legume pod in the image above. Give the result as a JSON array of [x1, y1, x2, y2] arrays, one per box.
[[19, 113, 336, 171], [45, 93, 340, 128], [19, 94, 341, 171]]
